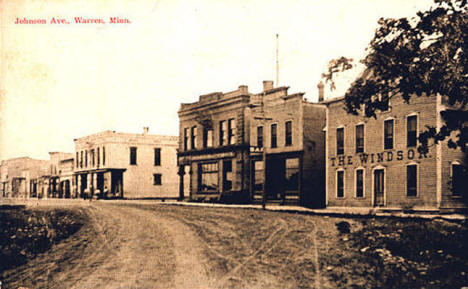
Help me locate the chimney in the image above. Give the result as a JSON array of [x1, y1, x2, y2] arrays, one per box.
[[238, 85, 248, 95], [263, 80, 274, 92], [317, 81, 324, 102], [143, 127, 149, 135]]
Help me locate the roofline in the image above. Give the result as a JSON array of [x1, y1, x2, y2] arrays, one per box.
[[320, 96, 345, 105]]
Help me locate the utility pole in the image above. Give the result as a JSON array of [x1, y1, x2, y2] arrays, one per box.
[[250, 101, 272, 210], [276, 33, 279, 87]]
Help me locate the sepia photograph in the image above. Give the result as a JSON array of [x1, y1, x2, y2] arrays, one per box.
[[0, 0, 467, 288]]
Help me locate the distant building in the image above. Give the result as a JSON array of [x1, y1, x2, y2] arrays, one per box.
[[32, 152, 75, 199], [323, 94, 467, 212], [58, 156, 75, 198], [0, 157, 48, 198], [177, 81, 326, 206], [73, 128, 179, 199]]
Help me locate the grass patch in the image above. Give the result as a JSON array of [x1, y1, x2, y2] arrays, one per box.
[[0, 206, 87, 274]]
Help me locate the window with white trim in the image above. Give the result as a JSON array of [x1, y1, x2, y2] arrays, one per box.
[[407, 115, 417, 147], [337, 127, 344, 155], [384, 119, 394, 150], [356, 124, 364, 153]]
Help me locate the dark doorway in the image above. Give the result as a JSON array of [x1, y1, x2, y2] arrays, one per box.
[[80, 174, 87, 197], [64, 180, 70, 198], [111, 171, 123, 198], [265, 158, 285, 200], [97, 173, 104, 197], [374, 169, 385, 207], [222, 159, 233, 191]]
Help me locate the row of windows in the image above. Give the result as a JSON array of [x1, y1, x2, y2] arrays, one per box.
[[335, 165, 419, 198], [129, 147, 162, 166], [336, 115, 418, 155], [76, 147, 106, 169], [183, 119, 236, 150], [257, 121, 292, 148], [335, 163, 467, 198]]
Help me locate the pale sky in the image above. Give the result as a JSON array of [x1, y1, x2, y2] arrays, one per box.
[[0, 0, 434, 160]]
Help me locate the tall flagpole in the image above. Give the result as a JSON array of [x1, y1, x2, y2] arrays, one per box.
[[276, 33, 279, 87]]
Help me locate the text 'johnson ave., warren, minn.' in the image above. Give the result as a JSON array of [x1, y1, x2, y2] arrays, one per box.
[[14, 17, 131, 24]]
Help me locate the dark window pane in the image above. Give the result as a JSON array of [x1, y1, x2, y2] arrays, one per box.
[[130, 147, 137, 165], [337, 170, 344, 197], [285, 121, 292, 146], [356, 125, 364, 153], [452, 164, 468, 197], [337, 128, 344, 155], [184, 128, 189, 151], [407, 115, 417, 147], [271, 124, 277, 148], [407, 165, 417, 196], [257, 126, 263, 148], [384, 120, 394, 149], [153, 174, 162, 185], [154, 148, 161, 166], [356, 169, 363, 197]]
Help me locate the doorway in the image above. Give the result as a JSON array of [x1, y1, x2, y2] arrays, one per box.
[[373, 169, 385, 207]]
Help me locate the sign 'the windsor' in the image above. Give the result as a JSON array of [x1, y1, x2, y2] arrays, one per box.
[[329, 148, 430, 167]]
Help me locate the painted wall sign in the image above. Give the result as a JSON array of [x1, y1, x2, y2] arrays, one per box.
[[179, 151, 236, 163], [329, 149, 429, 167], [249, 146, 264, 153]]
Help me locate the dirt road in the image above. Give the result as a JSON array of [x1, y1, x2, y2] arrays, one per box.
[[3, 204, 214, 289], [5, 202, 464, 289]]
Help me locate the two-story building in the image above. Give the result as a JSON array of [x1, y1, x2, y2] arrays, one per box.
[[177, 85, 252, 202], [73, 128, 179, 199], [323, 94, 467, 212], [248, 81, 326, 206], [177, 81, 326, 206]]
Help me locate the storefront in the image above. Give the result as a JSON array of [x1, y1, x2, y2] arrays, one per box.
[[74, 168, 125, 199]]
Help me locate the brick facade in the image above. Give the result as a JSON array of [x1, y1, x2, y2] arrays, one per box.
[[178, 82, 326, 206], [324, 94, 467, 211]]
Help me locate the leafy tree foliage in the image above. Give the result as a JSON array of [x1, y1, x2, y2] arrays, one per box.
[[323, 0, 467, 152]]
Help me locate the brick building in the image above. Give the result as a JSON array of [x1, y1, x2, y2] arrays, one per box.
[[323, 94, 467, 212], [73, 129, 179, 199], [177, 81, 326, 206]]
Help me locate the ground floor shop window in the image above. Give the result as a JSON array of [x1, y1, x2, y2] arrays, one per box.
[[285, 158, 299, 191], [199, 162, 219, 192], [254, 161, 264, 192]]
